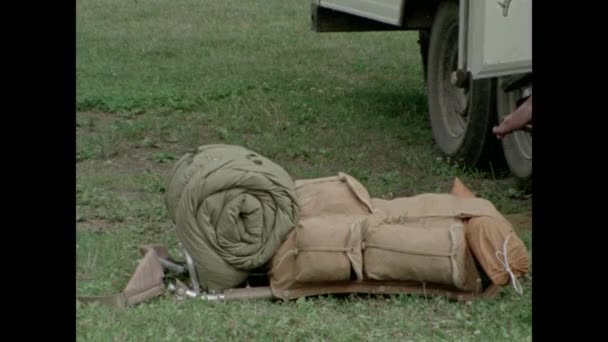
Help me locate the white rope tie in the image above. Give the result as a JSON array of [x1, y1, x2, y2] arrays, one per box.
[[495, 233, 523, 295]]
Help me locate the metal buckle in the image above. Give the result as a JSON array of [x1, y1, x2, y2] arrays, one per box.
[[183, 248, 201, 294]]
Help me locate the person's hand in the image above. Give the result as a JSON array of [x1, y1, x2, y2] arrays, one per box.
[[493, 96, 532, 139]]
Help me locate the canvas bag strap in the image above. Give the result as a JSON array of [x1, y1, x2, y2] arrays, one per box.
[[77, 245, 168, 308]]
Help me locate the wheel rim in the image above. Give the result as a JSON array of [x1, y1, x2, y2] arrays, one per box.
[[502, 89, 532, 160], [510, 132, 532, 162], [438, 21, 470, 144], [497, 78, 532, 178]]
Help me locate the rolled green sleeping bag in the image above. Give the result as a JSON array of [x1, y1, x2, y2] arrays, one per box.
[[166, 144, 299, 291]]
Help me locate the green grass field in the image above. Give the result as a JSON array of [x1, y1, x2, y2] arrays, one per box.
[[76, 0, 532, 340]]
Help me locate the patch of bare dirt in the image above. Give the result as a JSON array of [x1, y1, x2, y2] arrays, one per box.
[[76, 111, 119, 134]]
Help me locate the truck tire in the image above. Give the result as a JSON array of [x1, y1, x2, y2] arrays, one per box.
[[497, 78, 532, 178], [426, 1, 500, 168]]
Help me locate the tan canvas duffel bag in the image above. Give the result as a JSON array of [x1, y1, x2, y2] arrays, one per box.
[[270, 191, 511, 300], [295, 172, 374, 218], [451, 177, 529, 292], [362, 215, 480, 291]]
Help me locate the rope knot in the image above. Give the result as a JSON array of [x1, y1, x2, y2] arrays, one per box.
[[495, 233, 523, 295]]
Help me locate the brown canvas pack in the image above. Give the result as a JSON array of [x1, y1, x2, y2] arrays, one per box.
[[268, 175, 524, 300], [362, 216, 480, 291], [269, 222, 491, 300], [269, 173, 373, 297], [269, 190, 495, 299], [295, 172, 374, 218], [295, 215, 364, 282], [269, 214, 369, 294], [450, 177, 529, 286], [372, 194, 509, 224]]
